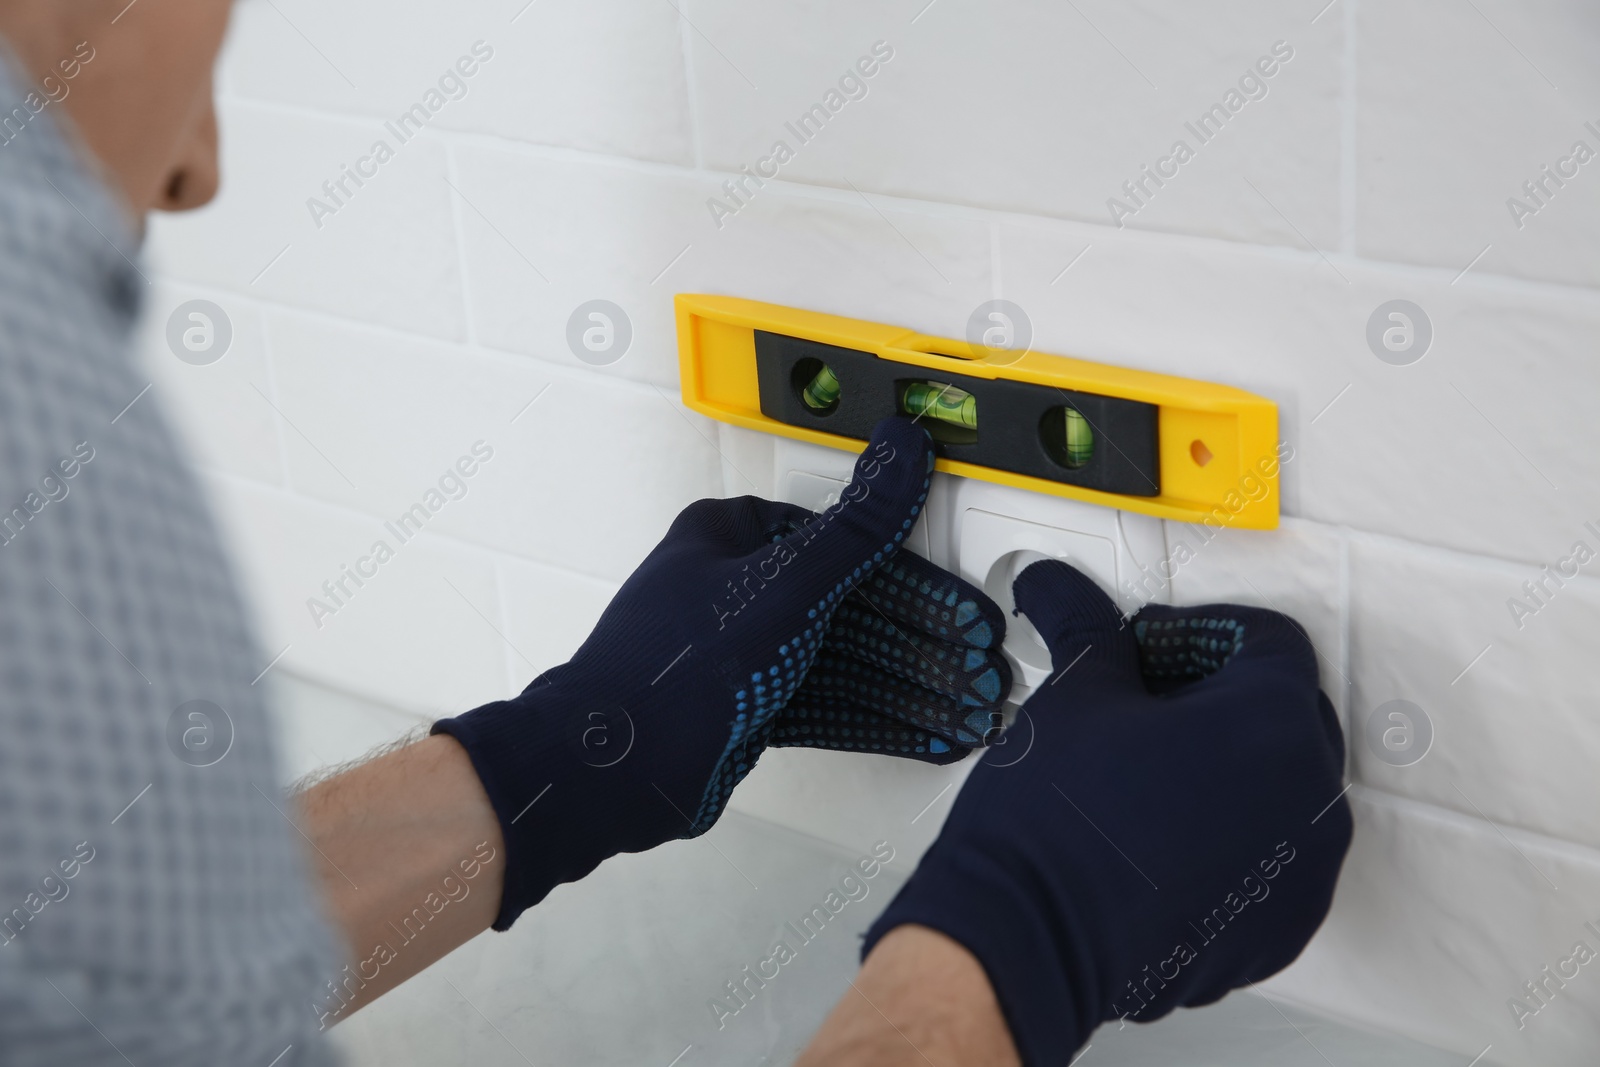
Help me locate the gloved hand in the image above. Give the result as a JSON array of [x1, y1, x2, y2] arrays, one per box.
[[434, 417, 943, 930], [861, 560, 1353, 1064], [772, 526, 1012, 764]]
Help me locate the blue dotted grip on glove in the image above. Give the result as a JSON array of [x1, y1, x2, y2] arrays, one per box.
[[771, 541, 1011, 761], [433, 417, 964, 930]]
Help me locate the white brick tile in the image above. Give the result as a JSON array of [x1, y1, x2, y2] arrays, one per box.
[[1266, 788, 1600, 1066], [687, 0, 1342, 249], [1084, 989, 1468, 1064], [145, 101, 466, 339], [331, 811, 907, 1065], [1349, 536, 1600, 850], [449, 145, 992, 387], [692, 185, 994, 343], [495, 557, 619, 692], [201, 474, 510, 716], [1356, 0, 1600, 288], [447, 147, 701, 386], [261, 311, 724, 581], [219, 0, 693, 164], [1164, 517, 1347, 727], [727, 746, 977, 867], [131, 282, 284, 486], [993, 216, 1600, 564], [260, 311, 547, 515], [716, 424, 779, 499], [266, 671, 430, 786]]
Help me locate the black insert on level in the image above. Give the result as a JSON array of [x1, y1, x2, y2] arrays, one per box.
[[754, 330, 1161, 497]]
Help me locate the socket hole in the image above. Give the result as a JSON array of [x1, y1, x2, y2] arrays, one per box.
[[982, 549, 1056, 673], [1190, 439, 1213, 467], [1040, 406, 1094, 470], [792, 358, 839, 416]]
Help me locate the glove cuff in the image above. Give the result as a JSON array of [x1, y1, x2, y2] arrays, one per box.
[[861, 841, 1097, 1066], [432, 678, 623, 931]]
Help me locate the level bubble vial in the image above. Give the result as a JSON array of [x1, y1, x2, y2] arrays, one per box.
[[1063, 408, 1093, 468], [1038, 405, 1095, 470], [794, 359, 840, 415], [901, 380, 977, 428]]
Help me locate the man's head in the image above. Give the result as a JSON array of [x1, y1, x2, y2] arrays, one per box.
[[0, 0, 231, 218]]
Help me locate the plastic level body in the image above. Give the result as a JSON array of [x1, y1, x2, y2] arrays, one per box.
[[675, 294, 1281, 530]]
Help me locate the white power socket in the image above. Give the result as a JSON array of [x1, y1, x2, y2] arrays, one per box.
[[772, 437, 1168, 705]]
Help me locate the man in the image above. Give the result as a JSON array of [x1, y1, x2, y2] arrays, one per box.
[[0, 3, 1351, 1064]]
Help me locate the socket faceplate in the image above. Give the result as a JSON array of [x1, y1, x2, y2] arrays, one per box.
[[772, 437, 1168, 706]]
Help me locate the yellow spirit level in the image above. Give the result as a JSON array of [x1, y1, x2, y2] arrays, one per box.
[[675, 294, 1280, 530]]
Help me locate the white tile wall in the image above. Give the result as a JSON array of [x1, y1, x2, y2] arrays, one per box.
[[326, 810, 908, 1067], [258, 309, 723, 580], [1349, 535, 1600, 850], [1265, 787, 1600, 1067], [201, 472, 512, 717], [688, 0, 1343, 249], [1356, 0, 1600, 289], [1164, 517, 1348, 726], [269, 672, 432, 788], [495, 555, 620, 691], [129, 0, 1600, 1061], [220, 0, 695, 165], [133, 281, 285, 486], [991, 216, 1600, 564], [146, 101, 466, 339], [449, 143, 993, 386]]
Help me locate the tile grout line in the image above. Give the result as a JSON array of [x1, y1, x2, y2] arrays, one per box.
[[443, 142, 481, 348], [491, 556, 522, 695], [198, 434, 1600, 606], [988, 218, 1004, 301], [203, 93, 1600, 306], [1338, 525, 1353, 777], [1339, 0, 1358, 257], [257, 313, 298, 494], [203, 467, 631, 592], [1350, 781, 1600, 869], [145, 270, 684, 402], [676, 0, 707, 172]]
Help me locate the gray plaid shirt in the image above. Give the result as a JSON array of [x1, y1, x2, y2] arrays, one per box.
[[0, 54, 340, 1066]]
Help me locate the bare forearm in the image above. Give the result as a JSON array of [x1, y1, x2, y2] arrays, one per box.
[[296, 733, 505, 1020], [796, 924, 1021, 1067]]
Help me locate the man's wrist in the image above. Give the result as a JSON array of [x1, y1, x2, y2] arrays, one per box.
[[796, 924, 1021, 1067], [296, 733, 506, 1019]]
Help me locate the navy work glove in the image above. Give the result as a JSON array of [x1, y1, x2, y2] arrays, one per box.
[[862, 560, 1353, 1064], [435, 417, 944, 930], [772, 526, 1012, 764]]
